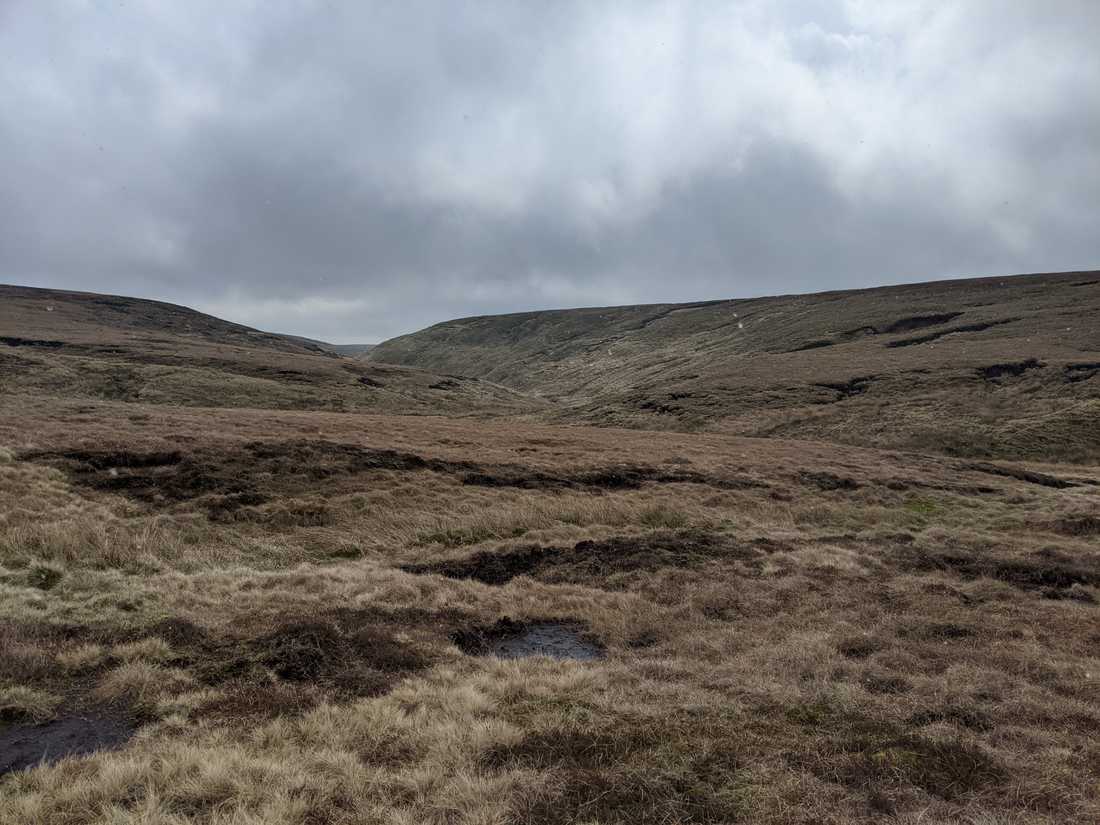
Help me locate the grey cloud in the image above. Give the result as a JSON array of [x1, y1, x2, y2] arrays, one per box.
[[1, 1, 1097, 342]]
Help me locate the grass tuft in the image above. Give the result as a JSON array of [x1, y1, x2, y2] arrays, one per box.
[[0, 685, 61, 723], [638, 504, 690, 529], [26, 562, 64, 590]]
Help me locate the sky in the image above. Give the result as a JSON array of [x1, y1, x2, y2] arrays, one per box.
[[1, 2, 1098, 343]]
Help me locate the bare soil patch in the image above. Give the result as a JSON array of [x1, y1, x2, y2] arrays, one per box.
[[789, 313, 965, 351], [885, 318, 1017, 348], [976, 358, 1044, 380], [174, 609, 455, 715], [404, 530, 760, 588], [877, 313, 965, 334], [0, 713, 135, 775], [799, 471, 861, 491], [0, 336, 65, 349], [460, 465, 766, 491], [23, 441, 477, 519], [25, 441, 766, 519], [1065, 362, 1100, 382], [963, 461, 1078, 489], [812, 376, 873, 401]]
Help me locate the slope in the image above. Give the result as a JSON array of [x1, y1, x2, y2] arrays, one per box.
[[370, 271, 1100, 461], [0, 285, 540, 417]]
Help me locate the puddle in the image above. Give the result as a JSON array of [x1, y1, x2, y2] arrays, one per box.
[[491, 623, 605, 660], [453, 619, 605, 661], [0, 714, 135, 775]]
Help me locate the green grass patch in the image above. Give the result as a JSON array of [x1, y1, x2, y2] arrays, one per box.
[[639, 505, 689, 529], [903, 497, 940, 516], [416, 526, 498, 547]]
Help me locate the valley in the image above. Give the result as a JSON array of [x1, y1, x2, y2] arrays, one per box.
[[1, 272, 1098, 824]]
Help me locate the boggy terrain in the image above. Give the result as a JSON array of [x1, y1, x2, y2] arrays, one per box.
[[1, 392, 1099, 824]]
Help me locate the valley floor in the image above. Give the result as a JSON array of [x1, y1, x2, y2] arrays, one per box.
[[1, 394, 1098, 824]]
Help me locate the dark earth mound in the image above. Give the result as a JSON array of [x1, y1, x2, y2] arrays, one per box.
[[976, 359, 1044, 380], [885, 318, 1017, 348], [403, 530, 761, 588], [25, 441, 766, 520], [963, 462, 1078, 489], [902, 546, 1100, 600], [23, 441, 471, 513], [0, 336, 66, 349], [792, 314, 966, 351], [460, 466, 766, 492], [798, 471, 861, 491], [1064, 362, 1100, 382], [181, 611, 443, 711]]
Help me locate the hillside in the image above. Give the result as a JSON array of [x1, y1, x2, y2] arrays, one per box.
[[0, 285, 539, 417], [370, 271, 1100, 461]]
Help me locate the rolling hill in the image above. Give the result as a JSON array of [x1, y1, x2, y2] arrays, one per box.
[[0, 285, 539, 417], [370, 271, 1100, 461]]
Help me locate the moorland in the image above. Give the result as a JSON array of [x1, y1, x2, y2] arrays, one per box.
[[1, 272, 1098, 824]]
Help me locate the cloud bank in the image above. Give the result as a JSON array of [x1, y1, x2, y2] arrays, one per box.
[[2, 1, 1098, 341]]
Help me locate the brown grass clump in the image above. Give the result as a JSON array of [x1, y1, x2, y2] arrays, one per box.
[[0, 686, 62, 724], [483, 710, 747, 824], [786, 703, 1006, 804]]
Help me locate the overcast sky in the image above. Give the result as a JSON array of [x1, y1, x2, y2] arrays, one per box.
[[2, 2, 1098, 342]]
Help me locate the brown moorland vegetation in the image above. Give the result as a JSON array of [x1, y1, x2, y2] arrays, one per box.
[[371, 270, 1100, 463], [0, 285, 540, 418], [1, 273, 1099, 824]]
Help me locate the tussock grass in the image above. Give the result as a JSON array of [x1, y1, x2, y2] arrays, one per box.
[[0, 685, 61, 723], [110, 638, 173, 664], [94, 662, 197, 714], [1, 398, 1098, 823], [56, 643, 107, 672]]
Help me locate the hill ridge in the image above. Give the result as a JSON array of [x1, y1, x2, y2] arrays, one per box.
[[0, 283, 540, 417], [369, 269, 1100, 461]]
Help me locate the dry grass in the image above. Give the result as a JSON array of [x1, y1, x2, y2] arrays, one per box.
[[0, 284, 543, 420], [1, 394, 1098, 824], [369, 270, 1100, 463], [0, 686, 61, 724]]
